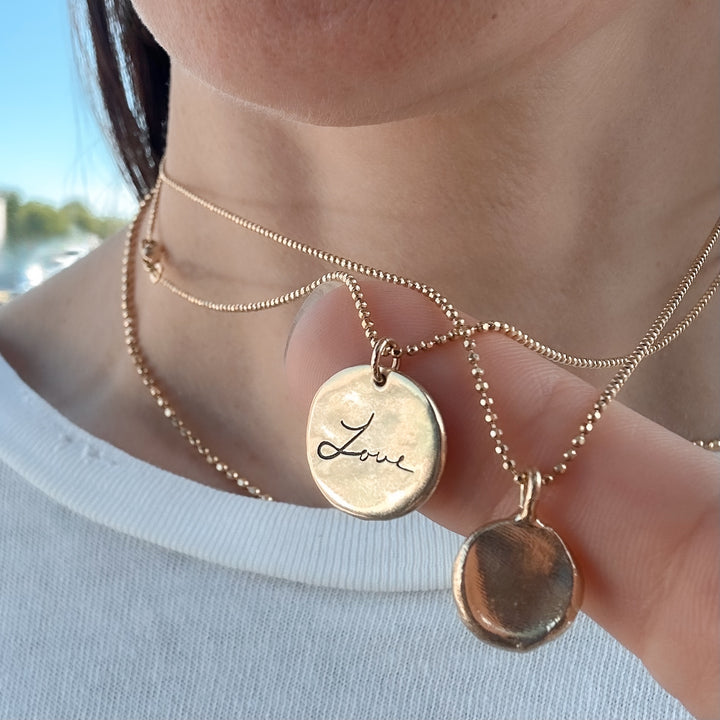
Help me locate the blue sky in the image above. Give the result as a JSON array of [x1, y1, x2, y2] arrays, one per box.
[[0, 0, 135, 217]]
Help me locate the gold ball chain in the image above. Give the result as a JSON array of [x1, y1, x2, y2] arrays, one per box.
[[463, 218, 720, 485], [155, 165, 720, 370], [126, 176, 720, 500], [151, 169, 720, 452], [122, 199, 278, 497]]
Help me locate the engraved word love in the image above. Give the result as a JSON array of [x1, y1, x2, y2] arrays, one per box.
[[316, 413, 414, 473]]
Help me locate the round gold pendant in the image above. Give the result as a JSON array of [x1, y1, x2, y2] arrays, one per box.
[[453, 480, 582, 650], [306, 365, 446, 520]]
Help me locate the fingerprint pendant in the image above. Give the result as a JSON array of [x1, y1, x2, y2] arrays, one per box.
[[453, 470, 582, 650], [306, 362, 446, 520]]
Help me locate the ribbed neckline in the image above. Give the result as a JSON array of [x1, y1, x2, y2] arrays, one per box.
[[0, 354, 464, 592]]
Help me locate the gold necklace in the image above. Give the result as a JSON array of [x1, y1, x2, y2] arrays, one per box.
[[145, 169, 720, 454], [153, 165, 720, 371], [124, 190, 719, 651], [124, 186, 720, 650], [131, 176, 720, 505]]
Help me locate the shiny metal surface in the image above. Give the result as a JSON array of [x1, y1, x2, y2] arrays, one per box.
[[453, 514, 582, 651], [307, 365, 446, 520]]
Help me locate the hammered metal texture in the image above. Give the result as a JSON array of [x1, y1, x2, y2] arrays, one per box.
[[307, 366, 446, 519], [453, 517, 582, 650]]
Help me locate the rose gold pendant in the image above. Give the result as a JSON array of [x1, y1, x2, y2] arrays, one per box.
[[453, 469, 582, 650], [306, 340, 446, 520]]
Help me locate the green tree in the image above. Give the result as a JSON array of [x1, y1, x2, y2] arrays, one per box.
[[95, 216, 126, 237], [61, 200, 127, 237], [1, 191, 127, 243], [60, 201, 95, 233], [14, 201, 70, 237], [4, 192, 21, 238]]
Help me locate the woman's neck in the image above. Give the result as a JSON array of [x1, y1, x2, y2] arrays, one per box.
[[160, 0, 718, 350]]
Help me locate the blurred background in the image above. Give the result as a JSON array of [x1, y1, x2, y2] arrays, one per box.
[[0, 0, 135, 303]]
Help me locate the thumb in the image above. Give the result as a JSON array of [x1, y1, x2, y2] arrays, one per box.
[[285, 278, 720, 719]]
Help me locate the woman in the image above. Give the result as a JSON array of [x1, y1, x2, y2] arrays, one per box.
[[0, 0, 717, 717]]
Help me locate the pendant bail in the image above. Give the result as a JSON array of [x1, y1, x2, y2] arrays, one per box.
[[517, 469, 542, 522], [371, 337, 401, 386]]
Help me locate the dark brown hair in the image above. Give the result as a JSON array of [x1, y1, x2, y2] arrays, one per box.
[[72, 0, 170, 199]]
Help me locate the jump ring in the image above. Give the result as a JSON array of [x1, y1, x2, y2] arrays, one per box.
[[371, 338, 401, 385]]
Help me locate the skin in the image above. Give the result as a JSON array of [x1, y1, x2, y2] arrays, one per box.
[[0, 0, 717, 716]]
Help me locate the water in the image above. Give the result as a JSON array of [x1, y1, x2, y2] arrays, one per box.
[[0, 233, 100, 303]]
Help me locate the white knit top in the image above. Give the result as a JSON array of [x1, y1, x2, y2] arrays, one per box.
[[0, 354, 690, 719]]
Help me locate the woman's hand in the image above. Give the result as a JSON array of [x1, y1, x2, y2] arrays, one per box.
[[286, 280, 720, 720]]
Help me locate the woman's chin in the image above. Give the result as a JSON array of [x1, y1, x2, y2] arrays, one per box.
[[136, 0, 628, 126]]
